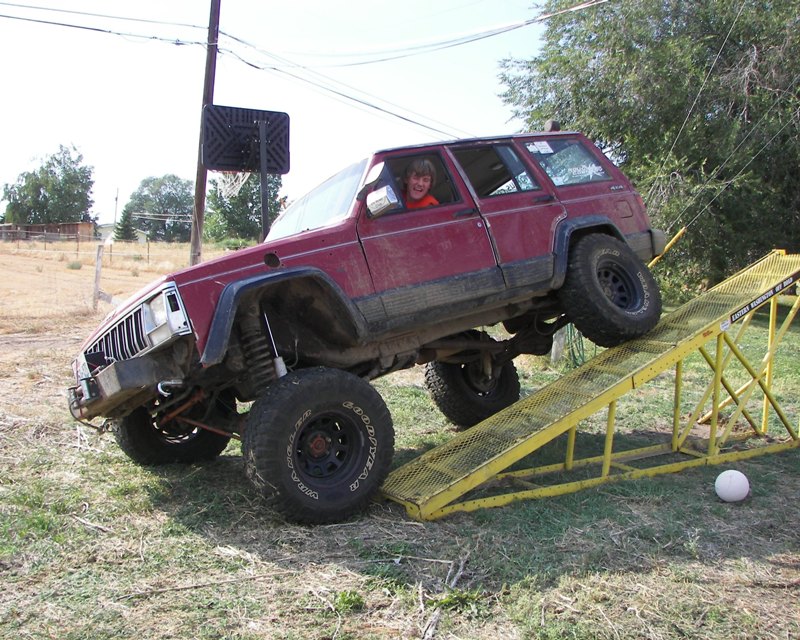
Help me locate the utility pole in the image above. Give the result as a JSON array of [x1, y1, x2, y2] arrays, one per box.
[[189, 0, 221, 266]]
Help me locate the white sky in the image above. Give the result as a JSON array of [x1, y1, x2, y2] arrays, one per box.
[[0, 0, 545, 225]]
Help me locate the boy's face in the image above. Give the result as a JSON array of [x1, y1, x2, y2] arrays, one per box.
[[406, 172, 432, 202]]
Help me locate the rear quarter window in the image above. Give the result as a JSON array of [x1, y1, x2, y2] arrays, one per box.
[[525, 139, 611, 186]]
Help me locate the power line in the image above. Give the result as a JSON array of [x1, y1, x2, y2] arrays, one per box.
[[217, 44, 471, 139], [224, 0, 608, 68], [680, 114, 799, 232], [658, 66, 800, 235], [645, 0, 748, 206], [0, 1, 208, 31], [0, 1, 609, 145], [132, 213, 192, 221], [0, 11, 207, 47]]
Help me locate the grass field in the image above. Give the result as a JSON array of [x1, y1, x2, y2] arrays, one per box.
[[1, 242, 798, 639]]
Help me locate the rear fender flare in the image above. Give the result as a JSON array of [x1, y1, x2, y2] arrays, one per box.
[[551, 216, 624, 289]]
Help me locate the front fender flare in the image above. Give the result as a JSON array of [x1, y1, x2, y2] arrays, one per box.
[[200, 267, 368, 367]]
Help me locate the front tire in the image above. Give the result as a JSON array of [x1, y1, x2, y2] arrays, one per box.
[[559, 234, 662, 347], [242, 367, 394, 524], [114, 395, 234, 465]]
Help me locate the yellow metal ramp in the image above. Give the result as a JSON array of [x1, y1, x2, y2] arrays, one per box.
[[382, 251, 800, 520]]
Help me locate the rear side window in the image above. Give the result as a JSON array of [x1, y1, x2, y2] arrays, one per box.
[[453, 145, 540, 198], [525, 139, 611, 186]]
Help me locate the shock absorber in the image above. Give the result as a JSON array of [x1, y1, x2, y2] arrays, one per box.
[[239, 304, 287, 388]]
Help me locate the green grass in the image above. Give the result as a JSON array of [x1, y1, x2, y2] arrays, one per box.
[[2, 300, 800, 639]]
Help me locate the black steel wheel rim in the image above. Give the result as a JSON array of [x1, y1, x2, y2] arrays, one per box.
[[597, 259, 641, 310], [295, 413, 359, 480]]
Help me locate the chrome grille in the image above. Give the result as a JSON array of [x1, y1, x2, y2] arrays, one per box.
[[87, 307, 149, 363]]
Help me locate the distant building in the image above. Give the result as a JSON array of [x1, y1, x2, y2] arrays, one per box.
[[96, 223, 148, 244], [0, 222, 95, 241]]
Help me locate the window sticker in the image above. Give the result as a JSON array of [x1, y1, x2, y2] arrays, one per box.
[[531, 141, 554, 154], [525, 139, 611, 186], [569, 163, 605, 180]]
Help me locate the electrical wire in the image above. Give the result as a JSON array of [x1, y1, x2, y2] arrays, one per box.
[[216, 43, 472, 139], [0, 0, 609, 144], [679, 113, 799, 232], [662, 71, 800, 234], [645, 0, 748, 206], [0, 11, 207, 47], [0, 1, 208, 31]]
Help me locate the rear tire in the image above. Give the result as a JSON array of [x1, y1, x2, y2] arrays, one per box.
[[424, 332, 521, 428], [242, 367, 394, 524], [559, 234, 661, 347]]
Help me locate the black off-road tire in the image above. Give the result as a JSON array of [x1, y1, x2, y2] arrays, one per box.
[[559, 234, 662, 347], [424, 333, 521, 428], [242, 367, 394, 524], [114, 395, 234, 465]]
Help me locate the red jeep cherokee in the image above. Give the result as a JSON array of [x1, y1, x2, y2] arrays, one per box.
[[69, 131, 665, 523]]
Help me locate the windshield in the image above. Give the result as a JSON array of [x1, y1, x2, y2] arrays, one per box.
[[267, 158, 368, 241]]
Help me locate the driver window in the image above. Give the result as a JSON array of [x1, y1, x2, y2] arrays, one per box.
[[386, 155, 456, 210]]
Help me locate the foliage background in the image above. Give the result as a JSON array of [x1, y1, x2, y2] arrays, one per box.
[[1, 145, 94, 225], [204, 173, 285, 245], [501, 0, 800, 300]]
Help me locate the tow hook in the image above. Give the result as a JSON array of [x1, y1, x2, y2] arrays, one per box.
[[157, 379, 185, 397]]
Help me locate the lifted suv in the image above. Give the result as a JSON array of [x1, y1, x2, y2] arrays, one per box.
[[69, 131, 665, 523]]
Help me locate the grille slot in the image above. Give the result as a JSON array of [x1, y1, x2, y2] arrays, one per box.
[[87, 307, 149, 363]]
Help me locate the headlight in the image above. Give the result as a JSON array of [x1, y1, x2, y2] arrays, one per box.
[[147, 293, 168, 329], [144, 289, 190, 348]]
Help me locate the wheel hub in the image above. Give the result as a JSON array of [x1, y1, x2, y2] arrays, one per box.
[[465, 361, 498, 394], [306, 432, 332, 459], [295, 414, 356, 479]]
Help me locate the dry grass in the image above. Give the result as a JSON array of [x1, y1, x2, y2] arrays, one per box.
[[0, 242, 799, 639]]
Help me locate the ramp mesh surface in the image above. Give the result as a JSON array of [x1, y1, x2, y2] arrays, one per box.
[[381, 252, 800, 511]]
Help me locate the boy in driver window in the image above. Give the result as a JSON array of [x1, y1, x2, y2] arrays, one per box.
[[403, 158, 439, 209]]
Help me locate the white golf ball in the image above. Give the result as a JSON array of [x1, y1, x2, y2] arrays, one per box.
[[714, 469, 750, 502]]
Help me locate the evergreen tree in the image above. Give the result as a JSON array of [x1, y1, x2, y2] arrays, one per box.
[[114, 206, 137, 242]]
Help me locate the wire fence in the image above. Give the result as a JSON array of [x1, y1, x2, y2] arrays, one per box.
[[0, 232, 225, 270]]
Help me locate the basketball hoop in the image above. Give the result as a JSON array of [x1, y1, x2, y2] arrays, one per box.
[[216, 171, 250, 199]]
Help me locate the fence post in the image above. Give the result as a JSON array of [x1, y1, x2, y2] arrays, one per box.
[[93, 244, 113, 310], [93, 244, 103, 310]]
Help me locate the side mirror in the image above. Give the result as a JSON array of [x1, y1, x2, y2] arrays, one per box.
[[356, 162, 386, 202], [366, 185, 401, 218]]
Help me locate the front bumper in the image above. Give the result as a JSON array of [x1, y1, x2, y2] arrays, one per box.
[[68, 282, 193, 421], [68, 353, 184, 421]]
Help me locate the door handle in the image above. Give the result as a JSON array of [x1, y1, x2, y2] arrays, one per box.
[[454, 208, 477, 218], [533, 194, 555, 203]]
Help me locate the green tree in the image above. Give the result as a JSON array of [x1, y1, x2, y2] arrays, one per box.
[[2, 145, 94, 224], [113, 206, 137, 242], [204, 173, 285, 243], [123, 175, 193, 242], [500, 0, 800, 293]]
